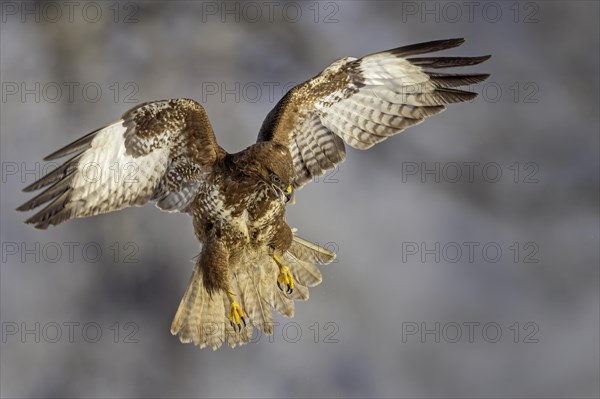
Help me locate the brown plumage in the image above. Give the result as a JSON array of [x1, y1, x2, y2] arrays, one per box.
[[17, 38, 490, 349]]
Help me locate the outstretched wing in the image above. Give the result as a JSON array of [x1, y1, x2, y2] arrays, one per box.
[[257, 38, 490, 189], [17, 99, 224, 229]]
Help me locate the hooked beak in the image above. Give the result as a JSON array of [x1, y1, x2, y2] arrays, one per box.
[[270, 183, 294, 204], [284, 185, 293, 203]]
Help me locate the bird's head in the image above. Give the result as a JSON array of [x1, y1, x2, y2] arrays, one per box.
[[241, 142, 294, 203]]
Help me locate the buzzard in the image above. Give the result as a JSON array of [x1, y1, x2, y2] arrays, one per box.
[[17, 38, 490, 349]]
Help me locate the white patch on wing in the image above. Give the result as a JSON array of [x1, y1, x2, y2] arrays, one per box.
[[358, 55, 430, 86], [68, 122, 170, 217]]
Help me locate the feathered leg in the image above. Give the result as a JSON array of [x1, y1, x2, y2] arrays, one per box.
[[170, 236, 250, 349]]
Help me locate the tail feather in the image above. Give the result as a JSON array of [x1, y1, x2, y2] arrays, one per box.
[[290, 282, 309, 301], [271, 289, 294, 317], [284, 251, 322, 287], [170, 234, 335, 349], [170, 265, 200, 340], [236, 260, 275, 335], [171, 265, 251, 350], [288, 236, 336, 265]]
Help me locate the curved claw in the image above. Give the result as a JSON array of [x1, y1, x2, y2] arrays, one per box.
[[227, 296, 246, 333], [277, 281, 293, 294], [274, 257, 295, 295]]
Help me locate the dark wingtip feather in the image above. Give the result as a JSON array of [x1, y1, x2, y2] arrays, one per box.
[[43, 144, 83, 161], [23, 191, 71, 229], [434, 88, 479, 103], [16, 203, 31, 212], [474, 73, 491, 81], [42, 127, 102, 161], [476, 54, 492, 63], [390, 38, 465, 57], [22, 217, 50, 230], [22, 184, 37, 193], [22, 154, 81, 193], [17, 179, 71, 212], [43, 154, 58, 162], [408, 54, 491, 68], [428, 73, 491, 88]]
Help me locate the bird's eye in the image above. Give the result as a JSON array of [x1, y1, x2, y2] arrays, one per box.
[[270, 173, 281, 185]]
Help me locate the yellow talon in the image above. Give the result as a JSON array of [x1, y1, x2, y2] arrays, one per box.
[[227, 291, 246, 331], [274, 255, 295, 294]]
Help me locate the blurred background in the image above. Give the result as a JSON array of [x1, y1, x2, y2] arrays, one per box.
[[1, 1, 598, 398]]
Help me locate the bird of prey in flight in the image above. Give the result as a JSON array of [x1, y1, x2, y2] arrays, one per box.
[[18, 38, 490, 349]]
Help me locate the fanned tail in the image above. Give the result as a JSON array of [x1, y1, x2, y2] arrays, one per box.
[[171, 234, 335, 349]]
